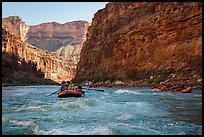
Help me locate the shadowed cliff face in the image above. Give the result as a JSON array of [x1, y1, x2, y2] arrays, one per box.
[[26, 21, 89, 52], [2, 27, 76, 84], [74, 2, 202, 84]]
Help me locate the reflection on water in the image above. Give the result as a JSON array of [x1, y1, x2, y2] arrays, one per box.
[[2, 86, 202, 135]]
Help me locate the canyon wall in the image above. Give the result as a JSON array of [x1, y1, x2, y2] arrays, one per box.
[[2, 26, 76, 84], [54, 44, 83, 66], [2, 16, 29, 42], [26, 21, 90, 52], [74, 2, 202, 84], [2, 16, 90, 84]]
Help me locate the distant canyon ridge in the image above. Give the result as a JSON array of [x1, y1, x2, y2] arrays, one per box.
[[2, 16, 89, 84]]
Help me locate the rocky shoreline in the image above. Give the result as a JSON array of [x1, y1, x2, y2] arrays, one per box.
[[2, 83, 59, 87], [2, 76, 58, 87], [82, 80, 202, 89], [2, 78, 202, 90]]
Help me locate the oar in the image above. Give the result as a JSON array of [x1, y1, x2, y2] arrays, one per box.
[[95, 89, 104, 92], [49, 90, 60, 96], [82, 87, 105, 92], [88, 88, 105, 92]]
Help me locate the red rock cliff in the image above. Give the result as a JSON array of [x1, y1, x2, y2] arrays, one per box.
[[2, 16, 29, 42], [74, 2, 202, 84]]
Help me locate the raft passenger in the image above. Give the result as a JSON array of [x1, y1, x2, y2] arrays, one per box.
[[78, 84, 82, 91], [60, 82, 66, 92], [68, 81, 74, 90]]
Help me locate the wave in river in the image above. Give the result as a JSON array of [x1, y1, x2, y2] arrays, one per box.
[[32, 125, 114, 135], [116, 113, 132, 120], [90, 126, 113, 135], [12, 98, 97, 112], [32, 126, 67, 135], [9, 120, 34, 127], [115, 89, 142, 95], [15, 104, 49, 112]]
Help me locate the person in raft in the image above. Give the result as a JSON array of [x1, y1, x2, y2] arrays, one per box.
[[64, 82, 69, 90], [60, 82, 66, 92], [68, 81, 75, 90], [77, 84, 82, 91]]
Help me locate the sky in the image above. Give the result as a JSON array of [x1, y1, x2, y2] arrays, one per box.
[[2, 2, 108, 26]]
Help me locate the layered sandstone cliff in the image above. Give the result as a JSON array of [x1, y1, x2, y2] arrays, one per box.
[[2, 16, 90, 84], [26, 21, 89, 52], [2, 16, 29, 42], [54, 44, 83, 66], [2, 26, 76, 84], [2, 16, 89, 67], [74, 2, 202, 85]]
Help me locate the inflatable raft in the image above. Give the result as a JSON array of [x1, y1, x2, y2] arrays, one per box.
[[58, 89, 85, 98], [153, 87, 192, 93]]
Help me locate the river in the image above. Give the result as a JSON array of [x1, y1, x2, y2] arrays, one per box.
[[2, 85, 202, 135]]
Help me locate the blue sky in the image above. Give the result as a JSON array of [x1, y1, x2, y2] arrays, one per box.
[[2, 2, 108, 26]]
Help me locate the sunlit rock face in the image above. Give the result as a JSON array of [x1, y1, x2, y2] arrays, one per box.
[[2, 16, 29, 42], [2, 26, 76, 84], [54, 44, 83, 67], [74, 2, 202, 83], [26, 21, 90, 52]]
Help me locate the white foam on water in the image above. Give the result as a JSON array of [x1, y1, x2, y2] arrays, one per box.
[[125, 101, 149, 107], [15, 104, 26, 111], [32, 125, 87, 135], [90, 126, 113, 135], [32, 127, 68, 135], [115, 122, 160, 134], [30, 100, 43, 103], [177, 131, 186, 135], [16, 104, 47, 112], [53, 99, 90, 110], [116, 113, 132, 120], [194, 94, 202, 97], [9, 120, 34, 127], [2, 116, 8, 122], [15, 93, 27, 96], [32, 126, 49, 135], [115, 123, 141, 129], [167, 123, 174, 126], [136, 101, 147, 106], [11, 90, 32, 96], [124, 101, 168, 117], [115, 89, 141, 95]]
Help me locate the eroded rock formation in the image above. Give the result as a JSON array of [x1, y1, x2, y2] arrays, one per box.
[[2, 16, 90, 84], [54, 44, 83, 66], [2, 16, 29, 42], [74, 2, 202, 85], [26, 21, 89, 52], [2, 16, 89, 68], [2, 26, 76, 84]]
